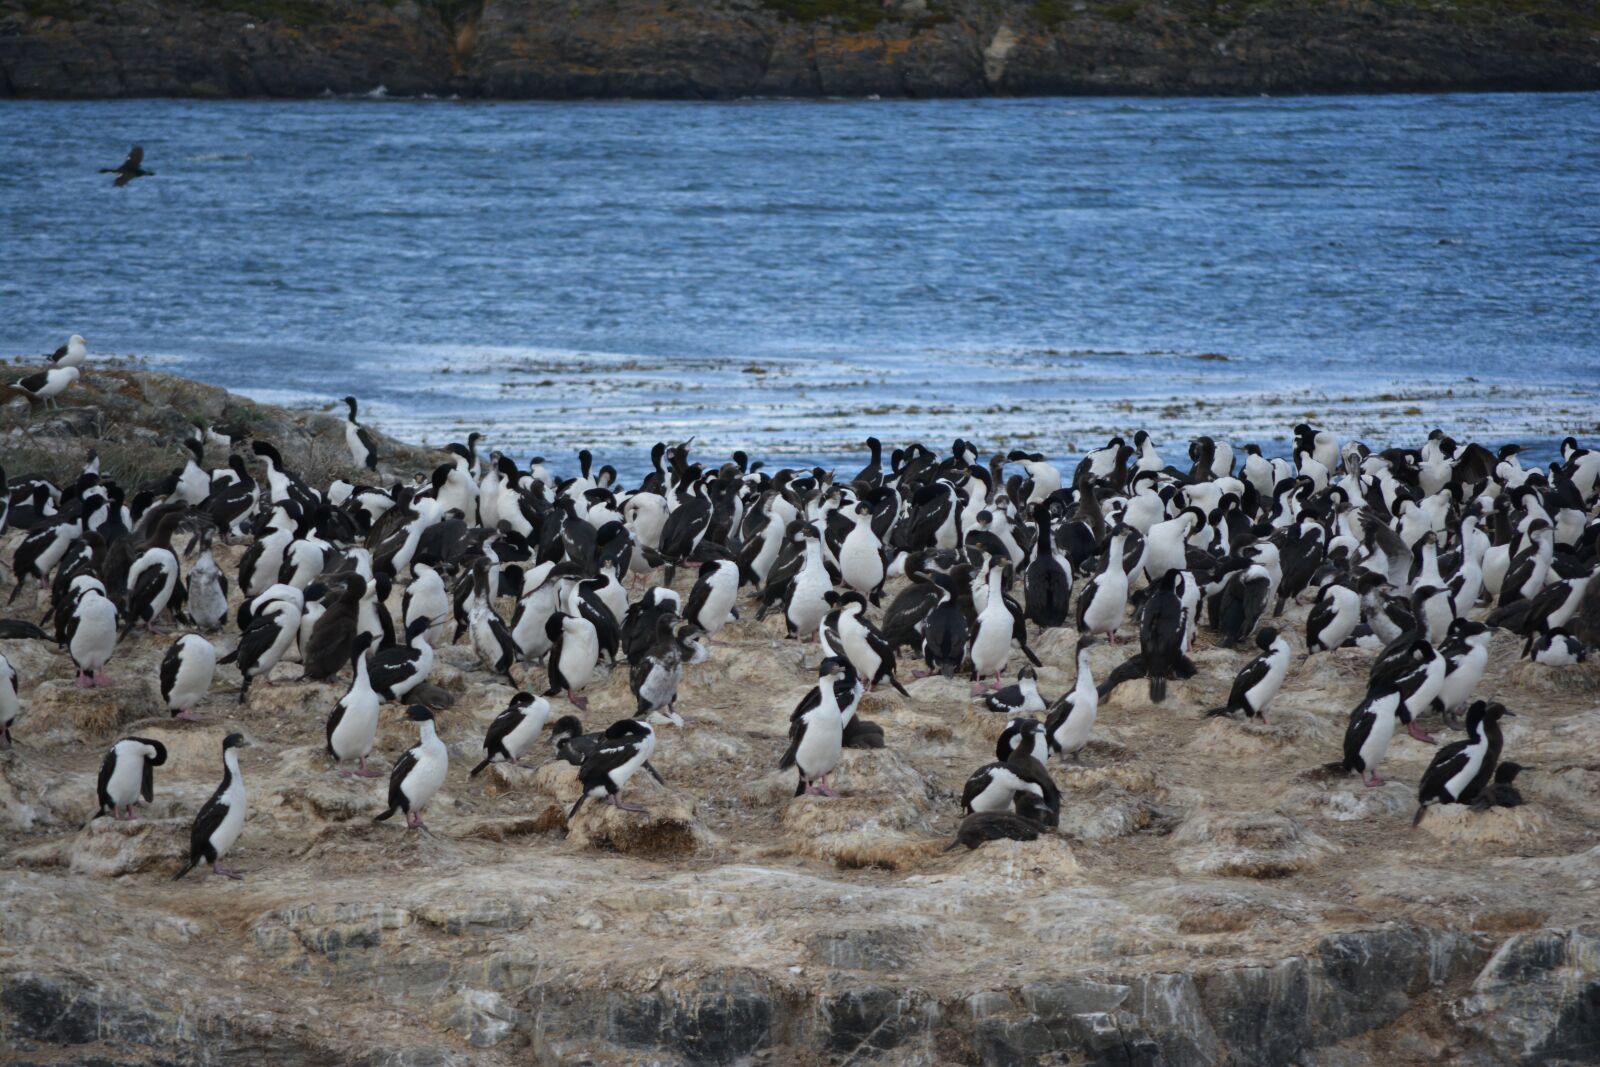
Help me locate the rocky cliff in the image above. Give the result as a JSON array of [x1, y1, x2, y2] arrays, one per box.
[[2, 0, 1598, 98], [2, 369, 1600, 1065]]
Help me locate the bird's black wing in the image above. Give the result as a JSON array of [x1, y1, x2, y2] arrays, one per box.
[[684, 572, 713, 628], [1418, 741, 1472, 803], [325, 698, 346, 757], [627, 654, 657, 699], [123, 563, 167, 629], [922, 606, 967, 671], [1001, 592, 1043, 666], [905, 494, 951, 550], [236, 540, 266, 596], [16, 370, 48, 395], [206, 479, 254, 530], [984, 685, 1023, 713], [881, 581, 940, 649], [1227, 652, 1271, 711], [96, 748, 115, 811], [1075, 574, 1101, 633], [488, 614, 516, 673], [234, 616, 284, 675], [1306, 594, 1337, 647], [1043, 693, 1078, 743], [368, 646, 421, 694], [961, 764, 1001, 812], [659, 501, 709, 561], [159, 639, 182, 701], [1343, 702, 1377, 769], [863, 625, 903, 686], [356, 426, 379, 470], [388, 747, 420, 809], [789, 683, 822, 723], [778, 717, 805, 770], [577, 739, 640, 792], [187, 783, 230, 862], [482, 705, 522, 754]]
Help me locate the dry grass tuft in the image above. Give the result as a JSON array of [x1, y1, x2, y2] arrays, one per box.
[[24, 679, 158, 745], [1174, 807, 1336, 879], [566, 792, 705, 857], [1414, 803, 1548, 845], [458, 806, 566, 841]]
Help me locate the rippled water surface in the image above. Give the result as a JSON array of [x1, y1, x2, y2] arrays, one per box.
[[2, 93, 1596, 468]]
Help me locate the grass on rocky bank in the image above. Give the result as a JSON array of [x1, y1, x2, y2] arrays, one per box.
[[0, 364, 387, 492]]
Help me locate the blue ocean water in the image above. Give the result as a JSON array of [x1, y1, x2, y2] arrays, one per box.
[[2, 93, 1596, 468]]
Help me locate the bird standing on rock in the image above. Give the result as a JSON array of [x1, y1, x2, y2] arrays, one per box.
[[5, 366, 79, 412], [326, 634, 382, 777], [569, 719, 663, 817], [1413, 701, 1515, 826], [174, 733, 249, 880], [46, 335, 88, 368], [470, 692, 551, 777], [780, 657, 847, 798], [1205, 627, 1291, 724], [343, 396, 379, 472], [94, 737, 167, 821], [375, 706, 449, 829], [160, 633, 216, 720]]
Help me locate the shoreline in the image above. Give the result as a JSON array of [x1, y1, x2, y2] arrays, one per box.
[[40, 351, 1597, 476], [4, 0, 1600, 101]]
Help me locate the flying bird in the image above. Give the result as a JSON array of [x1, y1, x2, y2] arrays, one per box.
[[101, 145, 154, 187]]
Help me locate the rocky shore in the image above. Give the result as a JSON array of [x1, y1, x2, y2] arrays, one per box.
[[3, 0, 1599, 99], [2, 369, 1600, 1065]]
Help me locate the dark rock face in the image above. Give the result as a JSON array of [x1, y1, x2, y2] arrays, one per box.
[[603, 975, 780, 1065], [7, 925, 1594, 1063], [3, 973, 105, 1045], [2, 0, 1597, 99]]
